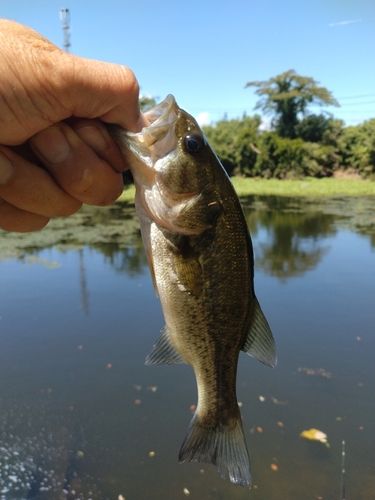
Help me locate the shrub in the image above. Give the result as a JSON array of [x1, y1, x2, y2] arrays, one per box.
[[337, 119, 375, 177], [203, 115, 261, 176], [254, 133, 307, 178]]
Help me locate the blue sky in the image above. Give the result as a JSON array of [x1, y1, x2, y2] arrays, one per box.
[[1, 0, 374, 127]]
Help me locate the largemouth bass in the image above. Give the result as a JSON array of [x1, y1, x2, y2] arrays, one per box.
[[110, 95, 276, 488]]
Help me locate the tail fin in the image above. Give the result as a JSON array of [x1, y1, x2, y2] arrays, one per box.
[[178, 412, 251, 488]]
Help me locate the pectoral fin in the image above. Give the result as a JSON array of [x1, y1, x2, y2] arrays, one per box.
[[242, 298, 277, 368], [164, 233, 204, 297], [172, 189, 221, 233], [145, 327, 187, 365]]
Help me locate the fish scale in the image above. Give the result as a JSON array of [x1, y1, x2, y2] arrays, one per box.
[[109, 94, 276, 488]]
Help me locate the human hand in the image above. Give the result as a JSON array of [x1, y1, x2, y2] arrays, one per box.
[[0, 20, 146, 232]]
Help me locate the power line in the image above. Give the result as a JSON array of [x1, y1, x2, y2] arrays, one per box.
[[188, 94, 375, 116], [339, 100, 375, 107], [188, 104, 375, 116], [187, 97, 375, 115], [186, 98, 375, 123], [337, 93, 375, 100]]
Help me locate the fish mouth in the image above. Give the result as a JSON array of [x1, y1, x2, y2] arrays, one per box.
[[143, 94, 177, 125], [142, 94, 179, 144], [122, 95, 180, 168]]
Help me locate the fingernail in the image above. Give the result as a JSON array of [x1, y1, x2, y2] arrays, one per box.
[[0, 149, 14, 185], [33, 127, 71, 164], [74, 126, 108, 153]]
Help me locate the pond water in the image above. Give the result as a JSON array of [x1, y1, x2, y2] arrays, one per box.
[[0, 196, 374, 500]]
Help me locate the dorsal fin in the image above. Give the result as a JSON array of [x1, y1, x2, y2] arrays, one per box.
[[145, 327, 187, 365], [242, 298, 277, 368]]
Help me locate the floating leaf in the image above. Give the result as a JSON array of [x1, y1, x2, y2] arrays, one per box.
[[270, 396, 288, 405], [300, 428, 330, 447], [297, 367, 332, 379]]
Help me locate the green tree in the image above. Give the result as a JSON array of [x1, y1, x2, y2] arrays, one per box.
[[203, 115, 261, 175], [295, 114, 331, 143], [254, 133, 307, 178], [295, 116, 343, 177], [139, 95, 157, 112], [301, 142, 341, 177], [245, 70, 339, 139], [337, 119, 375, 177]]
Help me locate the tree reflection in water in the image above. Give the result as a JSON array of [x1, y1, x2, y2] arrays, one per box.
[[242, 196, 337, 280], [0, 196, 373, 282]]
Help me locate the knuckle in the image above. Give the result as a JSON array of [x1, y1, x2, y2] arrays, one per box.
[[54, 199, 82, 217], [95, 184, 123, 207], [0, 203, 50, 232], [120, 66, 140, 97], [66, 167, 123, 207]]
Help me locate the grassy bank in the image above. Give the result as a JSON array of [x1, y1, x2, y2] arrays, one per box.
[[232, 177, 375, 197], [117, 177, 375, 203]]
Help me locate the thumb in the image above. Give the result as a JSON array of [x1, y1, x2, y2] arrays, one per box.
[[61, 55, 145, 131]]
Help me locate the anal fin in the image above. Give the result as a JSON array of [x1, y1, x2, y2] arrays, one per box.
[[242, 297, 277, 368], [145, 327, 186, 365]]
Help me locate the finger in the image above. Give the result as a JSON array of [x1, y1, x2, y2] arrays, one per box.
[[30, 122, 124, 206], [0, 146, 82, 217], [71, 119, 128, 172], [0, 21, 144, 144], [0, 198, 49, 232], [65, 58, 144, 132]]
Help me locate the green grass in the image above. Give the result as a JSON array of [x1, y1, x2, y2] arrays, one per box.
[[116, 177, 375, 203], [117, 185, 136, 202], [232, 177, 375, 197]]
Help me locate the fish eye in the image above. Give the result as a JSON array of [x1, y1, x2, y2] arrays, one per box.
[[184, 134, 205, 155]]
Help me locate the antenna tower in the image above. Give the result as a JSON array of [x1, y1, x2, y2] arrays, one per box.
[[60, 8, 71, 52]]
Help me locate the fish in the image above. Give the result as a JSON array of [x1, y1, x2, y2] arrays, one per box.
[[109, 95, 276, 488]]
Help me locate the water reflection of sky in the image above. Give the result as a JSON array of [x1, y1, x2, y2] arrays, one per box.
[[0, 197, 374, 500]]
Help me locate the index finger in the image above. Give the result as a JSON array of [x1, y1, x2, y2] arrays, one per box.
[[70, 119, 128, 172], [30, 122, 124, 206], [63, 57, 145, 132]]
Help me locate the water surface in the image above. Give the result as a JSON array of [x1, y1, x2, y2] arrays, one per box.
[[0, 196, 374, 500]]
